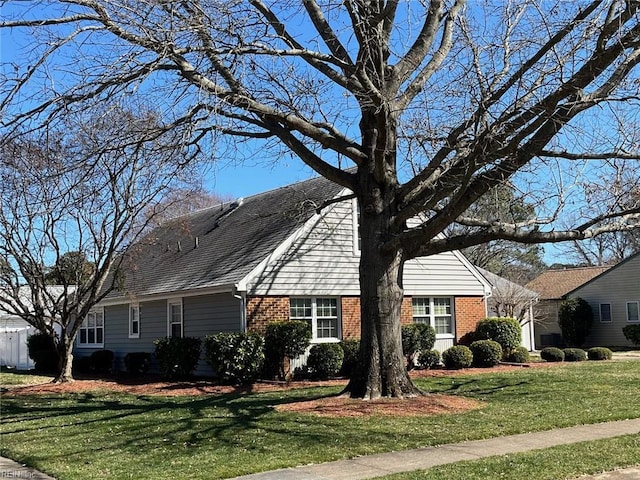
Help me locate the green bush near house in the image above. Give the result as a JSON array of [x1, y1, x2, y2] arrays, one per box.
[[475, 317, 522, 356], [402, 323, 436, 369], [507, 346, 531, 363], [264, 320, 312, 380], [153, 337, 202, 379], [418, 349, 440, 369], [124, 352, 152, 376], [306, 343, 344, 379], [442, 345, 473, 369], [622, 324, 640, 346], [204, 332, 265, 384], [563, 348, 587, 362], [558, 297, 593, 347], [90, 349, 114, 373], [339, 338, 360, 377], [587, 347, 613, 361], [540, 346, 565, 362], [26, 332, 59, 374], [470, 340, 503, 368]]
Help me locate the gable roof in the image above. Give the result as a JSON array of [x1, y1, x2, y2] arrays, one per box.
[[112, 174, 346, 299], [525, 266, 611, 300], [565, 250, 640, 297], [476, 267, 538, 300]]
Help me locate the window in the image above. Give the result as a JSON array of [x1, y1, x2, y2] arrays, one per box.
[[412, 297, 454, 336], [599, 303, 612, 323], [626, 302, 639, 323], [290, 297, 340, 341], [79, 308, 104, 347], [168, 300, 183, 338], [129, 304, 140, 338]]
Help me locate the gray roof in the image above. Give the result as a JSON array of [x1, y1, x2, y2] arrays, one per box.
[[115, 174, 346, 298], [476, 267, 538, 299]]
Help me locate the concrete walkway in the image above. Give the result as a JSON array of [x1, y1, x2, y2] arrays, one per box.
[[1, 418, 639, 480]]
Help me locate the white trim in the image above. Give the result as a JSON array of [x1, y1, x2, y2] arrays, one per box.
[[77, 307, 105, 348], [450, 249, 493, 297], [626, 301, 639, 323], [290, 296, 342, 342], [128, 303, 140, 339], [412, 296, 456, 339], [97, 284, 235, 307], [351, 197, 360, 256], [167, 298, 183, 338]]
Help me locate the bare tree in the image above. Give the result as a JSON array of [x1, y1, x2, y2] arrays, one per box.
[[0, 105, 196, 382], [3, 1, 640, 397]]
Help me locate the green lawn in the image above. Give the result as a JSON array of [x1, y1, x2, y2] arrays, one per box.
[[1, 361, 639, 479]]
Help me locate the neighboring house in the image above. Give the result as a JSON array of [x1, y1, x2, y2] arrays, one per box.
[[566, 252, 640, 347], [526, 266, 610, 348], [477, 267, 539, 351], [77, 174, 492, 373]]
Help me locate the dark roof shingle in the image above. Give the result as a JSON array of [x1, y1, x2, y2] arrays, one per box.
[[525, 266, 610, 300]]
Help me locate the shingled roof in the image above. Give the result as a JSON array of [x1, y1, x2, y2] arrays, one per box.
[[114, 174, 346, 298], [525, 266, 610, 300]]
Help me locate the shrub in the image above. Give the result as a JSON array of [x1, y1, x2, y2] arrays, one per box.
[[73, 356, 93, 374], [587, 347, 613, 361], [415, 323, 436, 351], [622, 324, 640, 346], [90, 349, 114, 374], [475, 317, 522, 355], [153, 337, 202, 379], [470, 340, 503, 368], [203, 332, 264, 384], [558, 297, 593, 347], [402, 323, 436, 369], [507, 346, 531, 363], [540, 346, 565, 362], [418, 349, 440, 369], [264, 320, 312, 379], [563, 348, 587, 362], [339, 339, 360, 377], [442, 345, 473, 369], [26, 332, 58, 373], [124, 352, 152, 375], [306, 343, 344, 379]]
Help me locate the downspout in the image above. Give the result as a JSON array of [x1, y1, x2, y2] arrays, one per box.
[[233, 285, 247, 333]]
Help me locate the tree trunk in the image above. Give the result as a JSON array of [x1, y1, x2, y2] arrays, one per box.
[[53, 336, 75, 383]]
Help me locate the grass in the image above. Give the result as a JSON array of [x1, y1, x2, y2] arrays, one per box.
[[1, 361, 639, 479], [0, 369, 53, 386]]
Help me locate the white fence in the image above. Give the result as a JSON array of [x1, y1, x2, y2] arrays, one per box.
[[0, 326, 36, 370]]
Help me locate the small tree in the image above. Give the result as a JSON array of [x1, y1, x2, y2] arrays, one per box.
[[475, 317, 522, 356], [264, 321, 312, 380], [558, 298, 593, 347]]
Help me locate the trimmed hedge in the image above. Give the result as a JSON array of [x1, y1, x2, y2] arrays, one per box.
[[507, 346, 531, 363], [401, 323, 436, 369], [90, 349, 114, 374], [470, 340, 502, 368], [418, 349, 440, 369], [264, 320, 312, 380], [475, 317, 522, 354], [558, 297, 593, 347], [540, 346, 565, 362], [563, 348, 587, 362], [587, 347, 613, 361], [442, 345, 473, 369], [622, 324, 640, 346], [307, 343, 344, 379], [124, 352, 152, 375], [204, 332, 265, 384], [154, 336, 202, 379], [26, 332, 58, 373], [339, 339, 360, 377]]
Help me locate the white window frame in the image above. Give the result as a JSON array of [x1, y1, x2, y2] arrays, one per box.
[[626, 301, 639, 323], [129, 303, 140, 339], [167, 299, 183, 338], [78, 307, 105, 348], [290, 297, 341, 342], [412, 297, 455, 339], [599, 303, 612, 323]]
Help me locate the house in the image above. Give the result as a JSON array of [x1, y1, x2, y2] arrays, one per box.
[[526, 266, 610, 348], [566, 252, 640, 347], [476, 267, 539, 351], [77, 174, 492, 373]]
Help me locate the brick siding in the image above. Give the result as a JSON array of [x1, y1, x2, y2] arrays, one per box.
[[454, 296, 487, 339], [246, 296, 289, 334]]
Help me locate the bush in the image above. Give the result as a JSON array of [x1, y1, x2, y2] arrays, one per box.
[[264, 320, 312, 379], [507, 346, 531, 363], [124, 352, 152, 375], [587, 347, 613, 361], [339, 339, 360, 377], [558, 297, 593, 347], [540, 346, 565, 362], [402, 323, 436, 369], [622, 324, 640, 346], [470, 340, 503, 368], [563, 348, 587, 362], [417, 349, 440, 369], [203, 332, 264, 384], [475, 317, 522, 355], [306, 343, 344, 379], [153, 337, 202, 379], [26, 332, 58, 373], [442, 345, 473, 369], [73, 356, 93, 374], [90, 349, 114, 374]]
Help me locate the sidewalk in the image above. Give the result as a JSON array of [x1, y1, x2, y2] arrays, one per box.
[[1, 418, 639, 480], [229, 418, 640, 480]]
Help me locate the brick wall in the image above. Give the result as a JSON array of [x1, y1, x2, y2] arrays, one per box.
[[455, 296, 487, 339], [246, 296, 289, 334], [341, 297, 360, 339]]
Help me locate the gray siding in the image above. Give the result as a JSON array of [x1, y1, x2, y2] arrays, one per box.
[[247, 199, 486, 297], [571, 254, 640, 347]]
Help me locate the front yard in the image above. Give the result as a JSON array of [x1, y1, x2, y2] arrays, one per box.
[[1, 361, 639, 479]]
